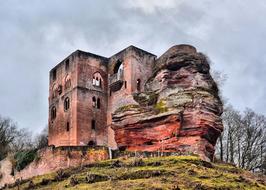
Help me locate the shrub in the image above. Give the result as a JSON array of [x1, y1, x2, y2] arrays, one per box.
[[130, 158, 145, 167], [14, 149, 37, 171], [55, 169, 70, 181], [86, 173, 109, 183]]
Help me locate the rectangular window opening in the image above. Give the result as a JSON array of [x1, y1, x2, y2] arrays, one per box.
[[124, 81, 127, 89], [66, 122, 70, 131], [91, 120, 96, 130], [52, 69, 57, 81]]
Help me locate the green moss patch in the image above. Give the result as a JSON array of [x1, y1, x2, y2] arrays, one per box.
[[115, 104, 140, 113], [154, 99, 168, 114]]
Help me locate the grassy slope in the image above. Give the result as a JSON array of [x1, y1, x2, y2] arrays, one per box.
[[7, 156, 266, 190]]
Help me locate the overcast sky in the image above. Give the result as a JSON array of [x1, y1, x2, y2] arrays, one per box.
[[1, 0, 266, 133]]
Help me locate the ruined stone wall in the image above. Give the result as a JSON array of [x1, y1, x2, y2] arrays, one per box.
[[129, 49, 155, 93], [48, 54, 79, 146], [107, 46, 156, 149], [0, 146, 109, 188], [48, 50, 108, 147], [76, 53, 108, 146]]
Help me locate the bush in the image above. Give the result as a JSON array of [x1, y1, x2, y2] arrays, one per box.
[[14, 149, 37, 171]]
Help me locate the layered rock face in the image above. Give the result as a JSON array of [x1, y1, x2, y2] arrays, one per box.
[[112, 45, 223, 161]]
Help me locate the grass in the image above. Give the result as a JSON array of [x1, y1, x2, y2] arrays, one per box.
[[5, 155, 266, 190]]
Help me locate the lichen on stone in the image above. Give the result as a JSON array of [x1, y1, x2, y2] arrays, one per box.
[[154, 99, 168, 114], [133, 92, 158, 106], [114, 104, 140, 114]]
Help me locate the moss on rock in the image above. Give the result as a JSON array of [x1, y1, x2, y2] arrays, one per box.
[[154, 99, 168, 114], [133, 92, 159, 106], [115, 104, 140, 113]]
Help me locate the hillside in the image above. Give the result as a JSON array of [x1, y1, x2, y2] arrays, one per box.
[[3, 155, 265, 190]]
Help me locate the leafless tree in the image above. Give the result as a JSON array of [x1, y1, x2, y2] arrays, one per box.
[[10, 128, 34, 152], [0, 116, 17, 160], [240, 109, 266, 171], [216, 105, 241, 163], [215, 106, 266, 173], [34, 127, 48, 149]]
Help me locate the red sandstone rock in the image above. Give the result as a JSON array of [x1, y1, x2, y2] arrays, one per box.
[[112, 45, 223, 161]]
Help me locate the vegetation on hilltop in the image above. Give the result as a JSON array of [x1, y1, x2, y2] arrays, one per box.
[[4, 155, 266, 190]]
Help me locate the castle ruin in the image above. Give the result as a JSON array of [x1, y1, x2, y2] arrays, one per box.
[[48, 45, 156, 148], [48, 44, 223, 160]]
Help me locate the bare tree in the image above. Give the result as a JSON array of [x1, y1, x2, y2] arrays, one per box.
[[0, 115, 36, 160], [34, 127, 48, 149], [10, 128, 34, 152], [216, 105, 241, 163], [215, 106, 266, 173], [240, 109, 266, 171], [0, 116, 17, 160]]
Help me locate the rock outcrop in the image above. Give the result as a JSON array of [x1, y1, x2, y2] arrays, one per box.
[[111, 45, 223, 161]]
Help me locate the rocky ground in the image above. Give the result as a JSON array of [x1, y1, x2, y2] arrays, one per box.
[[3, 155, 265, 190]]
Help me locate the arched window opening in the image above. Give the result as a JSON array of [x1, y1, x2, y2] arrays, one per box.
[[52, 84, 57, 98], [65, 75, 71, 90], [92, 97, 96, 107], [97, 98, 101, 109], [137, 79, 141, 92], [66, 122, 70, 131], [88, 140, 95, 146], [92, 97, 101, 109], [95, 77, 100, 86], [113, 60, 123, 74], [51, 106, 56, 120], [64, 97, 70, 111], [91, 120, 96, 130], [57, 85, 62, 95], [92, 72, 103, 88], [113, 61, 124, 81]]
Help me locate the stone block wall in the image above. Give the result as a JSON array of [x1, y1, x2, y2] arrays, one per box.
[[0, 146, 109, 188]]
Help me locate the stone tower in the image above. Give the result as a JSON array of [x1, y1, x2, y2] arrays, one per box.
[[48, 50, 109, 146], [48, 46, 156, 147]]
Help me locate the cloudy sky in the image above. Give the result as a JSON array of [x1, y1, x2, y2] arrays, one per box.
[[1, 0, 266, 133]]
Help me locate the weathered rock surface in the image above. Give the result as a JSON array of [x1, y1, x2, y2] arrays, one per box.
[[111, 44, 223, 161]]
